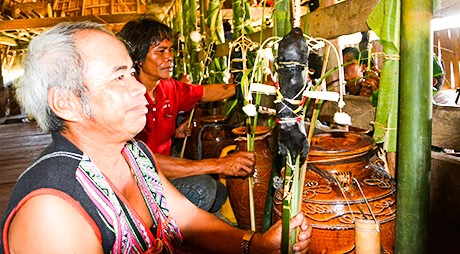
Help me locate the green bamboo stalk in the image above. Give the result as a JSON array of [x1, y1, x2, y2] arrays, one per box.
[[289, 155, 301, 252], [178, 0, 202, 158], [259, 0, 268, 44], [395, 0, 432, 252], [182, 0, 200, 83], [274, 0, 293, 250], [199, 0, 206, 39], [232, 0, 254, 39], [205, 0, 225, 44], [205, 0, 227, 84], [281, 151, 293, 254], [175, 0, 187, 78], [236, 16, 257, 230]]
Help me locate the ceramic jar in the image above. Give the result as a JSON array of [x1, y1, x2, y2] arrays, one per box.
[[197, 115, 235, 159], [273, 132, 396, 253], [226, 126, 273, 231]]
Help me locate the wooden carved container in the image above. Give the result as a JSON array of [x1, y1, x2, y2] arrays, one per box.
[[273, 132, 396, 253]]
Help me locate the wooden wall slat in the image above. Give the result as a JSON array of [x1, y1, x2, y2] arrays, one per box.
[[434, 27, 460, 90], [428, 152, 460, 253], [0, 122, 52, 213], [0, 183, 16, 215], [432, 104, 460, 151]]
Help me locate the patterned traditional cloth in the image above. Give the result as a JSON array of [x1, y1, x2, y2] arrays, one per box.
[[1, 133, 182, 254]]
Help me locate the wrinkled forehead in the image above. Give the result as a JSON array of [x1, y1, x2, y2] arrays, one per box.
[[73, 30, 132, 84], [74, 29, 124, 56]]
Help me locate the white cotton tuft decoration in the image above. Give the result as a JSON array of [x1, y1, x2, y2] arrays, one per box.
[[334, 112, 352, 126], [243, 104, 257, 117], [189, 31, 202, 43], [250, 83, 276, 95]]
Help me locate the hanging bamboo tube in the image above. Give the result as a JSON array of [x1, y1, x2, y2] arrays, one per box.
[[396, 0, 432, 252]]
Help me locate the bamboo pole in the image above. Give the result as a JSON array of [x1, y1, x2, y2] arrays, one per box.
[[396, 0, 432, 252]]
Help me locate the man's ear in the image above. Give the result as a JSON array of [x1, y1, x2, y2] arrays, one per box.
[[47, 86, 84, 123]]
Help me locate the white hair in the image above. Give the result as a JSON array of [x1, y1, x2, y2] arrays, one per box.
[[14, 21, 113, 132]]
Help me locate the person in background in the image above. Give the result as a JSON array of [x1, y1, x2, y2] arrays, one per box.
[[342, 47, 380, 99], [307, 51, 323, 86], [432, 55, 460, 106], [119, 18, 255, 213], [223, 20, 233, 41], [0, 21, 312, 254]]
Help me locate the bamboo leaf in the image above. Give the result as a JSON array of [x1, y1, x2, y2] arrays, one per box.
[[367, 0, 401, 152], [223, 98, 238, 118], [274, 0, 292, 37]]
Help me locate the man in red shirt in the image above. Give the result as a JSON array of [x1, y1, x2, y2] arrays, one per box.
[[120, 18, 255, 213]]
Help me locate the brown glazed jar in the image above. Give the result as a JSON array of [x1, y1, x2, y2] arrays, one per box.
[[197, 115, 235, 159], [183, 105, 209, 160], [226, 126, 273, 232], [184, 102, 224, 160], [273, 132, 396, 253]]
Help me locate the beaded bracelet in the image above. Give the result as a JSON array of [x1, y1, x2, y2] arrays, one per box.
[[241, 230, 256, 254]]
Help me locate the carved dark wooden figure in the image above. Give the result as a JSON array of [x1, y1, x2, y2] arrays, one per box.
[[276, 27, 309, 166]]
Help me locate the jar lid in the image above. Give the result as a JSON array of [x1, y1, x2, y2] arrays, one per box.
[[309, 132, 375, 157], [201, 115, 226, 123], [232, 126, 271, 136]]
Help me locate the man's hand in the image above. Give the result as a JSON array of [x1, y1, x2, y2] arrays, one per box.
[[179, 73, 192, 84], [175, 121, 192, 138], [359, 72, 380, 97], [251, 213, 312, 254], [220, 151, 256, 177]]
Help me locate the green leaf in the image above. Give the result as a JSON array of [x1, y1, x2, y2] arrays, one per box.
[[367, 0, 401, 152], [205, 0, 225, 43], [273, 0, 292, 37]]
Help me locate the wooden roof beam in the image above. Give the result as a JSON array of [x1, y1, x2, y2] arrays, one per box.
[[215, 0, 379, 57], [0, 14, 147, 32]]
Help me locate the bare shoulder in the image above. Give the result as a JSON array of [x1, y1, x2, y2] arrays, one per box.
[[7, 194, 103, 254]]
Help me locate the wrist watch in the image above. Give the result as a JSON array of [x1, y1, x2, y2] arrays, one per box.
[[241, 230, 256, 254]]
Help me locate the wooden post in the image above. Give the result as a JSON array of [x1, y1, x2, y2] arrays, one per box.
[[396, 0, 432, 252]]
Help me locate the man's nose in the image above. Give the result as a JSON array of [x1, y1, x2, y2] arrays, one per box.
[[129, 78, 146, 97], [166, 51, 174, 61]]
